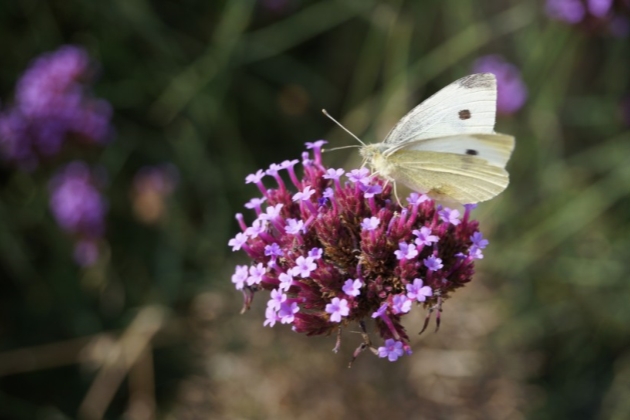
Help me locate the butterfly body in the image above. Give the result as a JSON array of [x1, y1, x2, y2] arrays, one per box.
[[359, 73, 515, 204]]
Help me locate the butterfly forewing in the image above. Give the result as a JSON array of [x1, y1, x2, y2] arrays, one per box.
[[382, 73, 498, 154]]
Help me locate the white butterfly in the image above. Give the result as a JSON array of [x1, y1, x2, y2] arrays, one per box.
[[326, 73, 515, 204]]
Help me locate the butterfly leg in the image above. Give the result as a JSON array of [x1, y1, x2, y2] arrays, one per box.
[[393, 182, 402, 206]]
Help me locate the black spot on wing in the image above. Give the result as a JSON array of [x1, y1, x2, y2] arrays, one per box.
[[466, 149, 478, 156], [458, 109, 471, 120], [459, 74, 494, 89]]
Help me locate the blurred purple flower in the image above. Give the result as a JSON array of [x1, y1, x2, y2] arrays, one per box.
[[229, 142, 490, 363], [545, 0, 630, 36], [49, 161, 107, 266], [473, 55, 527, 115], [0, 46, 112, 168], [546, 0, 587, 23]]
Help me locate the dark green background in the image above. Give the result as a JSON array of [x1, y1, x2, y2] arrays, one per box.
[[1, 0, 629, 418]]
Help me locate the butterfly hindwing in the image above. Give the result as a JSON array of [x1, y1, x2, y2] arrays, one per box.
[[400, 133, 515, 168], [387, 148, 510, 203]]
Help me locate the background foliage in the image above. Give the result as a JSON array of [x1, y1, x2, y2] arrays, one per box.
[[1, 0, 629, 419]]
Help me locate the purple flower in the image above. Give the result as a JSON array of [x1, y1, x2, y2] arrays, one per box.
[[413, 226, 439, 246], [407, 192, 429, 205], [230, 143, 492, 362], [391, 294, 412, 314], [280, 159, 298, 169], [371, 303, 388, 319], [245, 219, 268, 238], [439, 207, 461, 226], [361, 216, 380, 231], [292, 186, 315, 202], [0, 46, 112, 167], [323, 168, 345, 180], [49, 161, 106, 238], [264, 243, 284, 259], [48, 161, 107, 265], [264, 306, 280, 327], [546, 0, 586, 23], [278, 272, 294, 291], [231, 265, 249, 290], [361, 183, 383, 198], [290, 256, 317, 278], [278, 301, 299, 324], [377, 339, 405, 362], [266, 163, 283, 176], [259, 203, 283, 221], [470, 232, 489, 249], [308, 247, 323, 260], [394, 242, 418, 260], [588, 0, 613, 17], [285, 218, 305, 235], [245, 197, 266, 210], [305, 140, 327, 150], [406, 278, 433, 302], [268, 289, 287, 311], [247, 263, 266, 286], [346, 168, 370, 185], [325, 297, 350, 322], [424, 255, 444, 272], [469, 246, 484, 260], [472, 55, 528, 115], [245, 169, 266, 184], [342, 278, 362, 297], [228, 232, 248, 251]]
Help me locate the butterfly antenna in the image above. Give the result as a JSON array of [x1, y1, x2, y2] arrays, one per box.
[[322, 109, 366, 146], [323, 144, 362, 153]]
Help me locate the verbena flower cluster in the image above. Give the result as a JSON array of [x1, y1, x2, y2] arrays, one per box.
[[0, 45, 112, 170], [229, 141, 489, 363], [545, 0, 630, 36], [49, 161, 108, 267], [472, 55, 528, 116]]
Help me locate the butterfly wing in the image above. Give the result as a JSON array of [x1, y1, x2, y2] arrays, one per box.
[[386, 135, 513, 204], [401, 133, 514, 168], [382, 73, 497, 155]]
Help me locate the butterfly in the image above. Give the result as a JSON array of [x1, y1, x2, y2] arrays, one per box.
[[325, 73, 515, 204]]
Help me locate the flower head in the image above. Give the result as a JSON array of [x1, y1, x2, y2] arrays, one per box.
[[0, 46, 112, 168], [229, 143, 490, 362], [48, 161, 107, 266]]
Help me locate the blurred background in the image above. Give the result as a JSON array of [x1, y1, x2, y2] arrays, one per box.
[[1, 0, 629, 419]]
